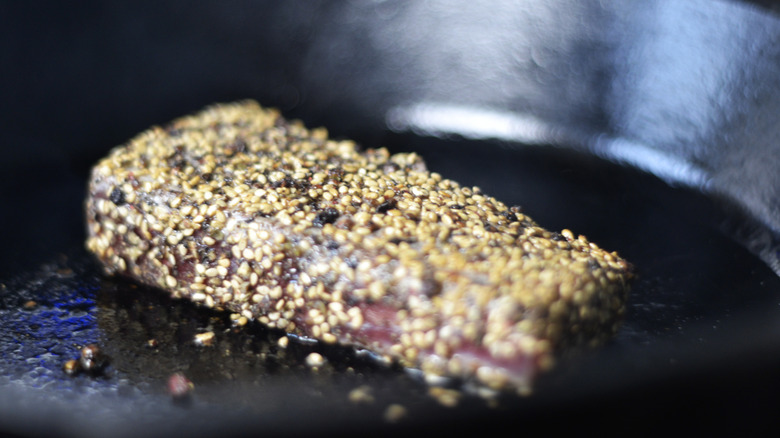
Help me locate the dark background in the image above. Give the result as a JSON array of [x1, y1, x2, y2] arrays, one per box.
[[5, 1, 780, 274], [4, 1, 780, 435]]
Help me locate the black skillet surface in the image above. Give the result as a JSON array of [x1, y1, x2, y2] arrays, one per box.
[[4, 1, 780, 436]]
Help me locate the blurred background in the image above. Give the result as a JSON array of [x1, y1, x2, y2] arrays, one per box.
[[3, 0, 780, 273], [3, 1, 780, 435]]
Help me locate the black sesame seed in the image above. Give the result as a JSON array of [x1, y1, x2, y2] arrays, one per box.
[[226, 137, 247, 155], [376, 200, 396, 214], [327, 168, 345, 180], [383, 162, 400, 173], [272, 176, 296, 189], [293, 179, 310, 191], [389, 237, 415, 245], [109, 187, 126, 205], [501, 211, 518, 222], [313, 208, 340, 227], [169, 159, 186, 170]]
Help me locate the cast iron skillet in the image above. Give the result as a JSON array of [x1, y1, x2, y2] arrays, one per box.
[[3, 1, 780, 436]]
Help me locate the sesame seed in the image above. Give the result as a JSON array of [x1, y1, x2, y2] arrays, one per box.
[[204, 268, 219, 277], [193, 331, 215, 347], [305, 352, 326, 368], [191, 292, 206, 301], [85, 100, 633, 395]]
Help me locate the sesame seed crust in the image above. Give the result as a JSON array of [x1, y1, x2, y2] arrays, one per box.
[[85, 100, 633, 393]]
